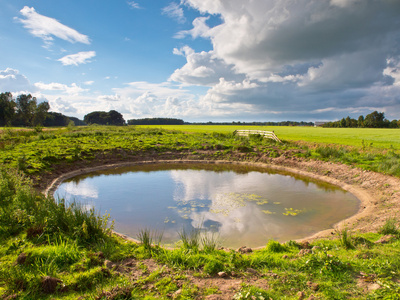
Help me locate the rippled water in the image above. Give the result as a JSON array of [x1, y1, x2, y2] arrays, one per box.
[[55, 163, 359, 248]]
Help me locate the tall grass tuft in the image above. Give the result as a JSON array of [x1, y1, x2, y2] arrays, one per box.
[[379, 217, 399, 235], [266, 240, 288, 253], [137, 228, 164, 251], [201, 231, 220, 252], [137, 228, 153, 251], [336, 227, 354, 249], [178, 227, 201, 251], [315, 146, 347, 159], [0, 167, 111, 244], [377, 156, 400, 177]]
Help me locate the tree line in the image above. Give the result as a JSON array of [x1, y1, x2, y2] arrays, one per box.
[[3, 92, 399, 129], [194, 121, 314, 126], [127, 118, 184, 125], [0, 92, 85, 127], [0, 92, 183, 127], [322, 111, 400, 128]]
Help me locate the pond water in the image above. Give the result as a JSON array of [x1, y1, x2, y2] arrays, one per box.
[[55, 163, 360, 248]]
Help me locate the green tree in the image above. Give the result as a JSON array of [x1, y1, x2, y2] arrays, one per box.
[[84, 110, 125, 125], [357, 115, 364, 128], [389, 119, 399, 128], [340, 118, 346, 128], [15, 94, 37, 126], [33, 101, 50, 126], [43, 112, 70, 127], [107, 110, 125, 125], [364, 111, 386, 128], [345, 116, 351, 128], [0, 92, 16, 126]]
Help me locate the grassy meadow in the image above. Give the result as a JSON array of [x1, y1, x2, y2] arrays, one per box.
[[139, 125, 400, 150], [1, 125, 400, 299]]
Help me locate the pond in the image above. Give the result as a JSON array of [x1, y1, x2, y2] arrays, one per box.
[[55, 162, 360, 248]]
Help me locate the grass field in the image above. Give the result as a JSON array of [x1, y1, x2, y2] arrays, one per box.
[[139, 125, 400, 150], [1, 125, 400, 299]]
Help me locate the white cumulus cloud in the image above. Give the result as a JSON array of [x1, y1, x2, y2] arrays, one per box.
[[170, 46, 244, 86], [383, 58, 400, 87], [34, 82, 88, 95], [0, 68, 36, 93], [173, 0, 400, 120], [174, 17, 210, 39]]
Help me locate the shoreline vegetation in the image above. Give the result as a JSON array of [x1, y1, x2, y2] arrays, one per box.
[[1, 125, 400, 299]]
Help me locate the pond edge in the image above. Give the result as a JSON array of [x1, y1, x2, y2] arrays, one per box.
[[44, 159, 383, 246]]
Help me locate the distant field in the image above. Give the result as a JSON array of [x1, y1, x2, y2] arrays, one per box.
[[2, 125, 399, 150], [139, 125, 400, 150]]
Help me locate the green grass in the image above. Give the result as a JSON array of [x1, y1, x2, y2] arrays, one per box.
[[139, 125, 400, 150], [1, 125, 399, 176], [1, 195, 400, 299], [1, 125, 400, 298]]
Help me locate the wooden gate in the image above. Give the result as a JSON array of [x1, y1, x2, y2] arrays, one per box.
[[233, 130, 282, 143]]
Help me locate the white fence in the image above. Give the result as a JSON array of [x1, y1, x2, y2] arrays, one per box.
[[233, 130, 282, 143]]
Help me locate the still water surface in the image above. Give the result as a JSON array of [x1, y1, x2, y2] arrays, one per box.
[[55, 163, 359, 248]]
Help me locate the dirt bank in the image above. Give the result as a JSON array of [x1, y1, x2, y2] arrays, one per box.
[[42, 154, 400, 241]]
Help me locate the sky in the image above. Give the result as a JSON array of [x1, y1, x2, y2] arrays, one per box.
[[1, 0, 400, 122]]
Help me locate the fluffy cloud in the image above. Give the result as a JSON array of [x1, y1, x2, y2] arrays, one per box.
[[170, 46, 244, 86], [50, 97, 78, 114], [184, 0, 400, 77], [172, 0, 400, 120], [108, 81, 257, 120], [174, 17, 210, 39], [0, 68, 36, 93], [383, 58, 400, 87], [16, 6, 90, 45], [58, 51, 96, 66], [34, 82, 88, 95]]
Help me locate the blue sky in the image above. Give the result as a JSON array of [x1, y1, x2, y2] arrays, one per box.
[[1, 0, 400, 122]]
